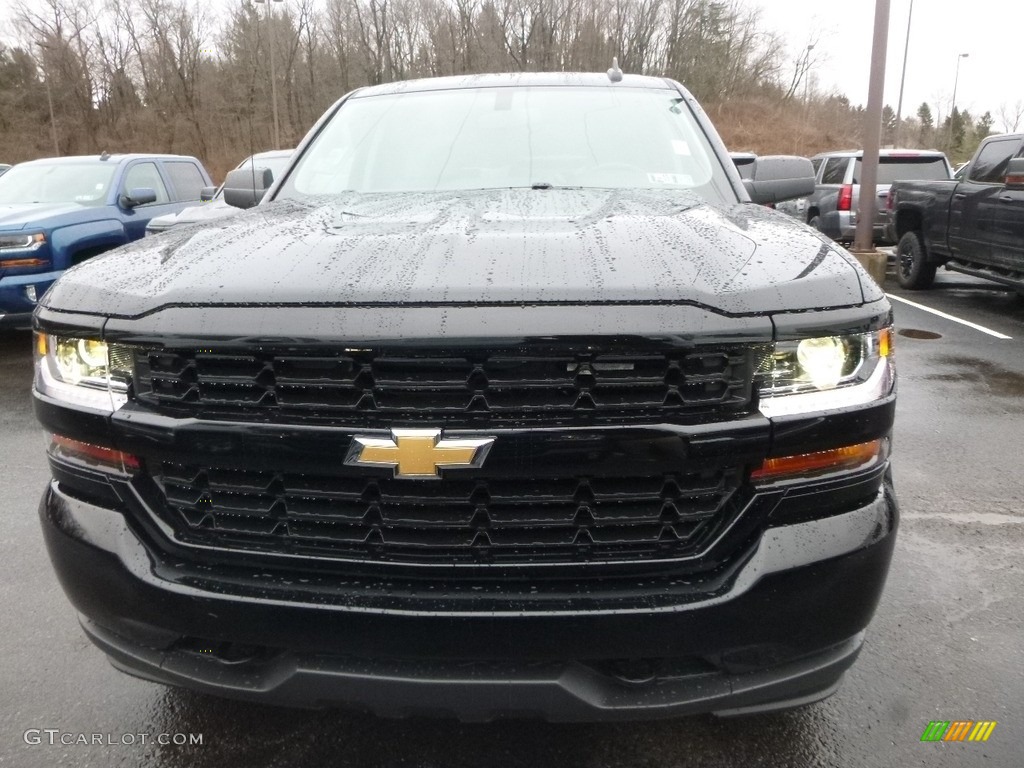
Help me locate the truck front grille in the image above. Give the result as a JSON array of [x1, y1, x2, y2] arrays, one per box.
[[153, 463, 743, 566], [132, 345, 754, 426]]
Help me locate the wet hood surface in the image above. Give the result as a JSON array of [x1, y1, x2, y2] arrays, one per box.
[[43, 189, 869, 319]]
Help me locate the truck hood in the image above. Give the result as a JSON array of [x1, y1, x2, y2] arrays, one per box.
[[0, 202, 95, 230], [43, 189, 870, 319]]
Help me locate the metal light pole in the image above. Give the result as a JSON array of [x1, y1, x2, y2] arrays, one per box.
[[893, 0, 913, 147], [947, 52, 969, 150], [255, 0, 283, 149], [36, 41, 60, 155], [852, 0, 890, 257]]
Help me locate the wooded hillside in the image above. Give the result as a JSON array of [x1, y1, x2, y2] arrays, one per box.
[[1, 0, 1010, 179]]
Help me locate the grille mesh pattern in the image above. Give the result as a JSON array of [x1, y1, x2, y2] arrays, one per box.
[[154, 464, 742, 565], [132, 347, 753, 425]]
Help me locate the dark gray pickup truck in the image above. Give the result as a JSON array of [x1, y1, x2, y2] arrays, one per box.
[[888, 133, 1024, 290]]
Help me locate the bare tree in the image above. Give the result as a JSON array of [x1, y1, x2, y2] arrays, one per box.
[[14, 0, 103, 152], [998, 100, 1024, 133], [0, 0, 890, 175], [782, 34, 821, 101]]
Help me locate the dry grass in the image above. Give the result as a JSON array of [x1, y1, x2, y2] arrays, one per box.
[[711, 97, 865, 157]]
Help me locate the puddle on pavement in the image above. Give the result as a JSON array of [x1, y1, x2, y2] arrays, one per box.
[[924, 355, 1024, 397], [897, 328, 942, 340]]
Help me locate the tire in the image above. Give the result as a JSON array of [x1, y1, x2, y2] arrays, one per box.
[[896, 231, 936, 289], [808, 214, 821, 231]]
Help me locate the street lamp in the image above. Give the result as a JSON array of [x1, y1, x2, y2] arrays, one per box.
[[255, 0, 283, 150], [893, 0, 913, 147], [947, 52, 969, 149]]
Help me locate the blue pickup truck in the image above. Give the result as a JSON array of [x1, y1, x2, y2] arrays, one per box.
[[0, 153, 212, 328]]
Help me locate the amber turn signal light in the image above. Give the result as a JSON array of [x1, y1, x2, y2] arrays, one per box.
[[751, 439, 883, 480], [49, 434, 140, 471], [878, 327, 892, 358], [0, 257, 48, 268]]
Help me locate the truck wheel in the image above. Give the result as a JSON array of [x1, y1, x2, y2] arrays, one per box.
[[808, 215, 821, 231], [896, 231, 936, 289]]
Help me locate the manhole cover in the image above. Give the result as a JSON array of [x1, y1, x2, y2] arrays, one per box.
[[898, 328, 942, 340]]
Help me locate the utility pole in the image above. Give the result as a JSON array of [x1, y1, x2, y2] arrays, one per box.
[[851, 0, 890, 281]]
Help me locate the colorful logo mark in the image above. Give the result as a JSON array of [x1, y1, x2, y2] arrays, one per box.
[[921, 721, 997, 742]]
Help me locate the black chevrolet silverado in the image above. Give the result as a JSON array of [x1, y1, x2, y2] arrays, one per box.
[[888, 132, 1024, 290], [32, 73, 897, 721]]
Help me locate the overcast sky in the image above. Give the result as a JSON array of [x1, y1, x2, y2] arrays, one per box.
[[742, 0, 1023, 129]]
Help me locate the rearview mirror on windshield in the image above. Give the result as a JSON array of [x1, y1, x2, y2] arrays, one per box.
[[743, 156, 815, 205]]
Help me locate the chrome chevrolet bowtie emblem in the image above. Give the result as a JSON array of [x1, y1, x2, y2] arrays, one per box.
[[345, 429, 494, 479]]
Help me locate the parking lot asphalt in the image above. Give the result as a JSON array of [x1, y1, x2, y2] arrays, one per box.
[[2, 265, 1023, 768]]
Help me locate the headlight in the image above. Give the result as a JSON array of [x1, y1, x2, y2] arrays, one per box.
[[34, 333, 134, 412], [757, 328, 893, 417], [0, 232, 45, 251]]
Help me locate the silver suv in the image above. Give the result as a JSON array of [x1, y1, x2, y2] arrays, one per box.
[[781, 149, 951, 245]]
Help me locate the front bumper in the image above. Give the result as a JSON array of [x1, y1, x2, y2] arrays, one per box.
[[0, 270, 60, 328], [41, 474, 897, 720]]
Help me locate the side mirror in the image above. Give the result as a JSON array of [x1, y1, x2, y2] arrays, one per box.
[[729, 152, 758, 181], [120, 187, 158, 208], [742, 156, 816, 205], [199, 186, 217, 202], [223, 167, 273, 209], [1005, 157, 1024, 188]]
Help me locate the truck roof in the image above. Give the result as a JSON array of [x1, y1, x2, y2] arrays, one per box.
[[354, 72, 675, 98], [811, 148, 948, 159], [248, 150, 293, 160], [18, 153, 203, 166]]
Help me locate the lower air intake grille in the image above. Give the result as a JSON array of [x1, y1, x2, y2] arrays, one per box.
[[153, 463, 743, 566]]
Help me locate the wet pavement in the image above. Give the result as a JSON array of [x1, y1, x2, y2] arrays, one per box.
[[2, 267, 1023, 767]]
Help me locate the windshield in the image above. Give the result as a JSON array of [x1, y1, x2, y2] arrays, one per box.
[[277, 86, 735, 203], [853, 157, 951, 185], [0, 162, 117, 206]]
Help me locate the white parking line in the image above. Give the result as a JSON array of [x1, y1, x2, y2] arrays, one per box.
[[885, 293, 1012, 340]]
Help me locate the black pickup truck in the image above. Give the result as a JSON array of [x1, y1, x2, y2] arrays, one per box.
[[32, 72, 898, 721], [888, 133, 1024, 290]]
